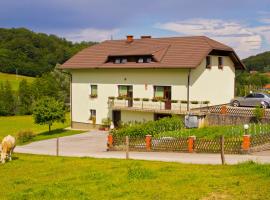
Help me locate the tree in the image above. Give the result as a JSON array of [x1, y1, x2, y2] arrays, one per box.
[[18, 79, 33, 115], [33, 97, 66, 132], [0, 81, 16, 115]]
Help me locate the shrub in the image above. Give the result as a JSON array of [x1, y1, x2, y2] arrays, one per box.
[[16, 130, 34, 143], [102, 118, 111, 127], [111, 115, 183, 137], [253, 105, 265, 122]]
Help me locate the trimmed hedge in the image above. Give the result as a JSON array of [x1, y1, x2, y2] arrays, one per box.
[[111, 115, 183, 137]]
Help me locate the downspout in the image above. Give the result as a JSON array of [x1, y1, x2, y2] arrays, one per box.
[[187, 69, 191, 112]]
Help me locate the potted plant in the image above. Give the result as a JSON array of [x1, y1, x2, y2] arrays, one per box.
[[191, 100, 199, 104], [100, 118, 111, 131], [108, 96, 115, 100], [171, 100, 178, 103], [180, 100, 188, 104], [133, 98, 140, 101], [142, 98, 149, 102]]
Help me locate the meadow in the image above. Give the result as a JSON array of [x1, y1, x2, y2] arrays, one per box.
[[0, 114, 83, 143], [0, 154, 270, 200], [0, 72, 35, 90]]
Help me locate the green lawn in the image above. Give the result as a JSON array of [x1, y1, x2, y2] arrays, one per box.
[[0, 72, 35, 90], [0, 114, 83, 143], [0, 154, 270, 199]]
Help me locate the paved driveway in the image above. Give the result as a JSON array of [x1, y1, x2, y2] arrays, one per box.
[[14, 131, 270, 165]]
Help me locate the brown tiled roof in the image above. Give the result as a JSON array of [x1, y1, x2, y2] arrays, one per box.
[[60, 36, 245, 69]]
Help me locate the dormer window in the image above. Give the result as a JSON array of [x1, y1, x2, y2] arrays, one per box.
[[138, 58, 144, 63], [122, 58, 127, 63], [115, 58, 121, 64], [146, 57, 152, 63]]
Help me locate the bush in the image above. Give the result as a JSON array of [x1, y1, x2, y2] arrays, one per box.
[[253, 105, 265, 122], [111, 115, 183, 137], [102, 118, 111, 127], [16, 130, 34, 143]]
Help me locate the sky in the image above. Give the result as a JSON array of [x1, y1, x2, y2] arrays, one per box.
[[1, 0, 270, 58]]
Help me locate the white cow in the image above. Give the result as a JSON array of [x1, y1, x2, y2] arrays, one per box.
[[1, 135, 16, 164]]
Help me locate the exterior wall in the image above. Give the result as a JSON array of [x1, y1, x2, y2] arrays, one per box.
[[190, 56, 235, 105], [70, 55, 235, 126], [71, 68, 188, 125], [121, 111, 154, 123]]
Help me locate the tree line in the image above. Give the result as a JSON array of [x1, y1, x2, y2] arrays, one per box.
[[0, 69, 70, 116], [0, 28, 95, 76]]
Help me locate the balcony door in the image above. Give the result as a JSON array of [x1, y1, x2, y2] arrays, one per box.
[[118, 85, 133, 107], [154, 86, 171, 110], [164, 86, 171, 110]]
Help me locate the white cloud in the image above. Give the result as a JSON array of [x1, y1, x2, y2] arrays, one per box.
[[155, 18, 270, 58], [62, 28, 120, 42]]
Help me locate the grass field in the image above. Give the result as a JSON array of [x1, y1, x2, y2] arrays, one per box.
[[0, 72, 35, 90], [0, 114, 83, 143], [0, 154, 269, 199]]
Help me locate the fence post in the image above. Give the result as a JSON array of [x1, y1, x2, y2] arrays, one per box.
[[242, 134, 251, 153], [107, 134, 113, 150], [220, 135, 225, 165], [188, 136, 196, 153], [56, 137, 59, 156], [145, 135, 152, 151], [126, 136, 129, 159]]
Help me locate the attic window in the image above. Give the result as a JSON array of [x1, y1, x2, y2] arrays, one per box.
[[137, 57, 152, 63], [218, 57, 223, 69], [115, 58, 121, 64], [114, 58, 126, 64], [206, 56, 211, 69], [138, 58, 144, 63]]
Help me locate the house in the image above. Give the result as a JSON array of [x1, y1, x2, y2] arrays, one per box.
[[60, 35, 245, 129]]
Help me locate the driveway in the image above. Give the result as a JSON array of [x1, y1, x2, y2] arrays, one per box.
[[14, 131, 270, 165]]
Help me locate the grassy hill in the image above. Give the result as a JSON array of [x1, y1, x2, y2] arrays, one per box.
[[242, 51, 270, 72], [0, 72, 35, 91]]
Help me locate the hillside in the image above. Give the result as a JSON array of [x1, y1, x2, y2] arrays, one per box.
[[242, 51, 270, 72], [0, 28, 95, 76], [0, 72, 34, 90]]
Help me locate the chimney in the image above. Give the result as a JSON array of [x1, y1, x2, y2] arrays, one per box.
[[126, 35, 134, 43], [141, 35, 151, 39]]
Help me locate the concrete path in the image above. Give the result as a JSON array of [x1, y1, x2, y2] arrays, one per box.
[[14, 131, 270, 165]]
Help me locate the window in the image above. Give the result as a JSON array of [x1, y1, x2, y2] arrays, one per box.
[[89, 109, 96, 121], [206, 56, 211, 69], [146, 57, 152, 63], [122, 58, 127, 63], [118, 85, 128, 97], [115, 58, 121, 64], [218, 57, 223, 69], [138, 58, 144, 63], [154, 86, 164, 98], [246, 94, 254, 98], [254, 93, 264, 98], [90, 85, 97, 98]]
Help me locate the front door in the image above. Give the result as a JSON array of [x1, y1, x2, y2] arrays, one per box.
[[164, 86, 171, 110], [112, 110, 121, 127]]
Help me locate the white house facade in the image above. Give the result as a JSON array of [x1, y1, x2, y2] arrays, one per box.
[[60, 36, 244, 129]]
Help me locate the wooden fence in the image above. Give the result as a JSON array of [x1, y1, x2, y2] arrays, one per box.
[[108, 133, 270, 154], [204, 105, 270, 118]]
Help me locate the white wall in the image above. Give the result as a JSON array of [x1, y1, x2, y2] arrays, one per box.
[[121, 111, 154, 123], [70, 56, 235, 125], [190, 56, 235, 105], [71, 68, 188, 124]]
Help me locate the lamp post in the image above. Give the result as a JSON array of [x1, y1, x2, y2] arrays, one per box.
[[244, 124, 249, 135]]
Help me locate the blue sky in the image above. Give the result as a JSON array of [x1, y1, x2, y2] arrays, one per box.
[[1, 0, 270, 58]]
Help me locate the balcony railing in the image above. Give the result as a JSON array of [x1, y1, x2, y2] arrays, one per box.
[[108, 97, 210, 114]]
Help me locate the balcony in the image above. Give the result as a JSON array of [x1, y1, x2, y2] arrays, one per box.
[[108, 97, 210, 115]]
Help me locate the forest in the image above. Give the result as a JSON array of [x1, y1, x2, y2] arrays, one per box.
[[0, 28, 95, 76]]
